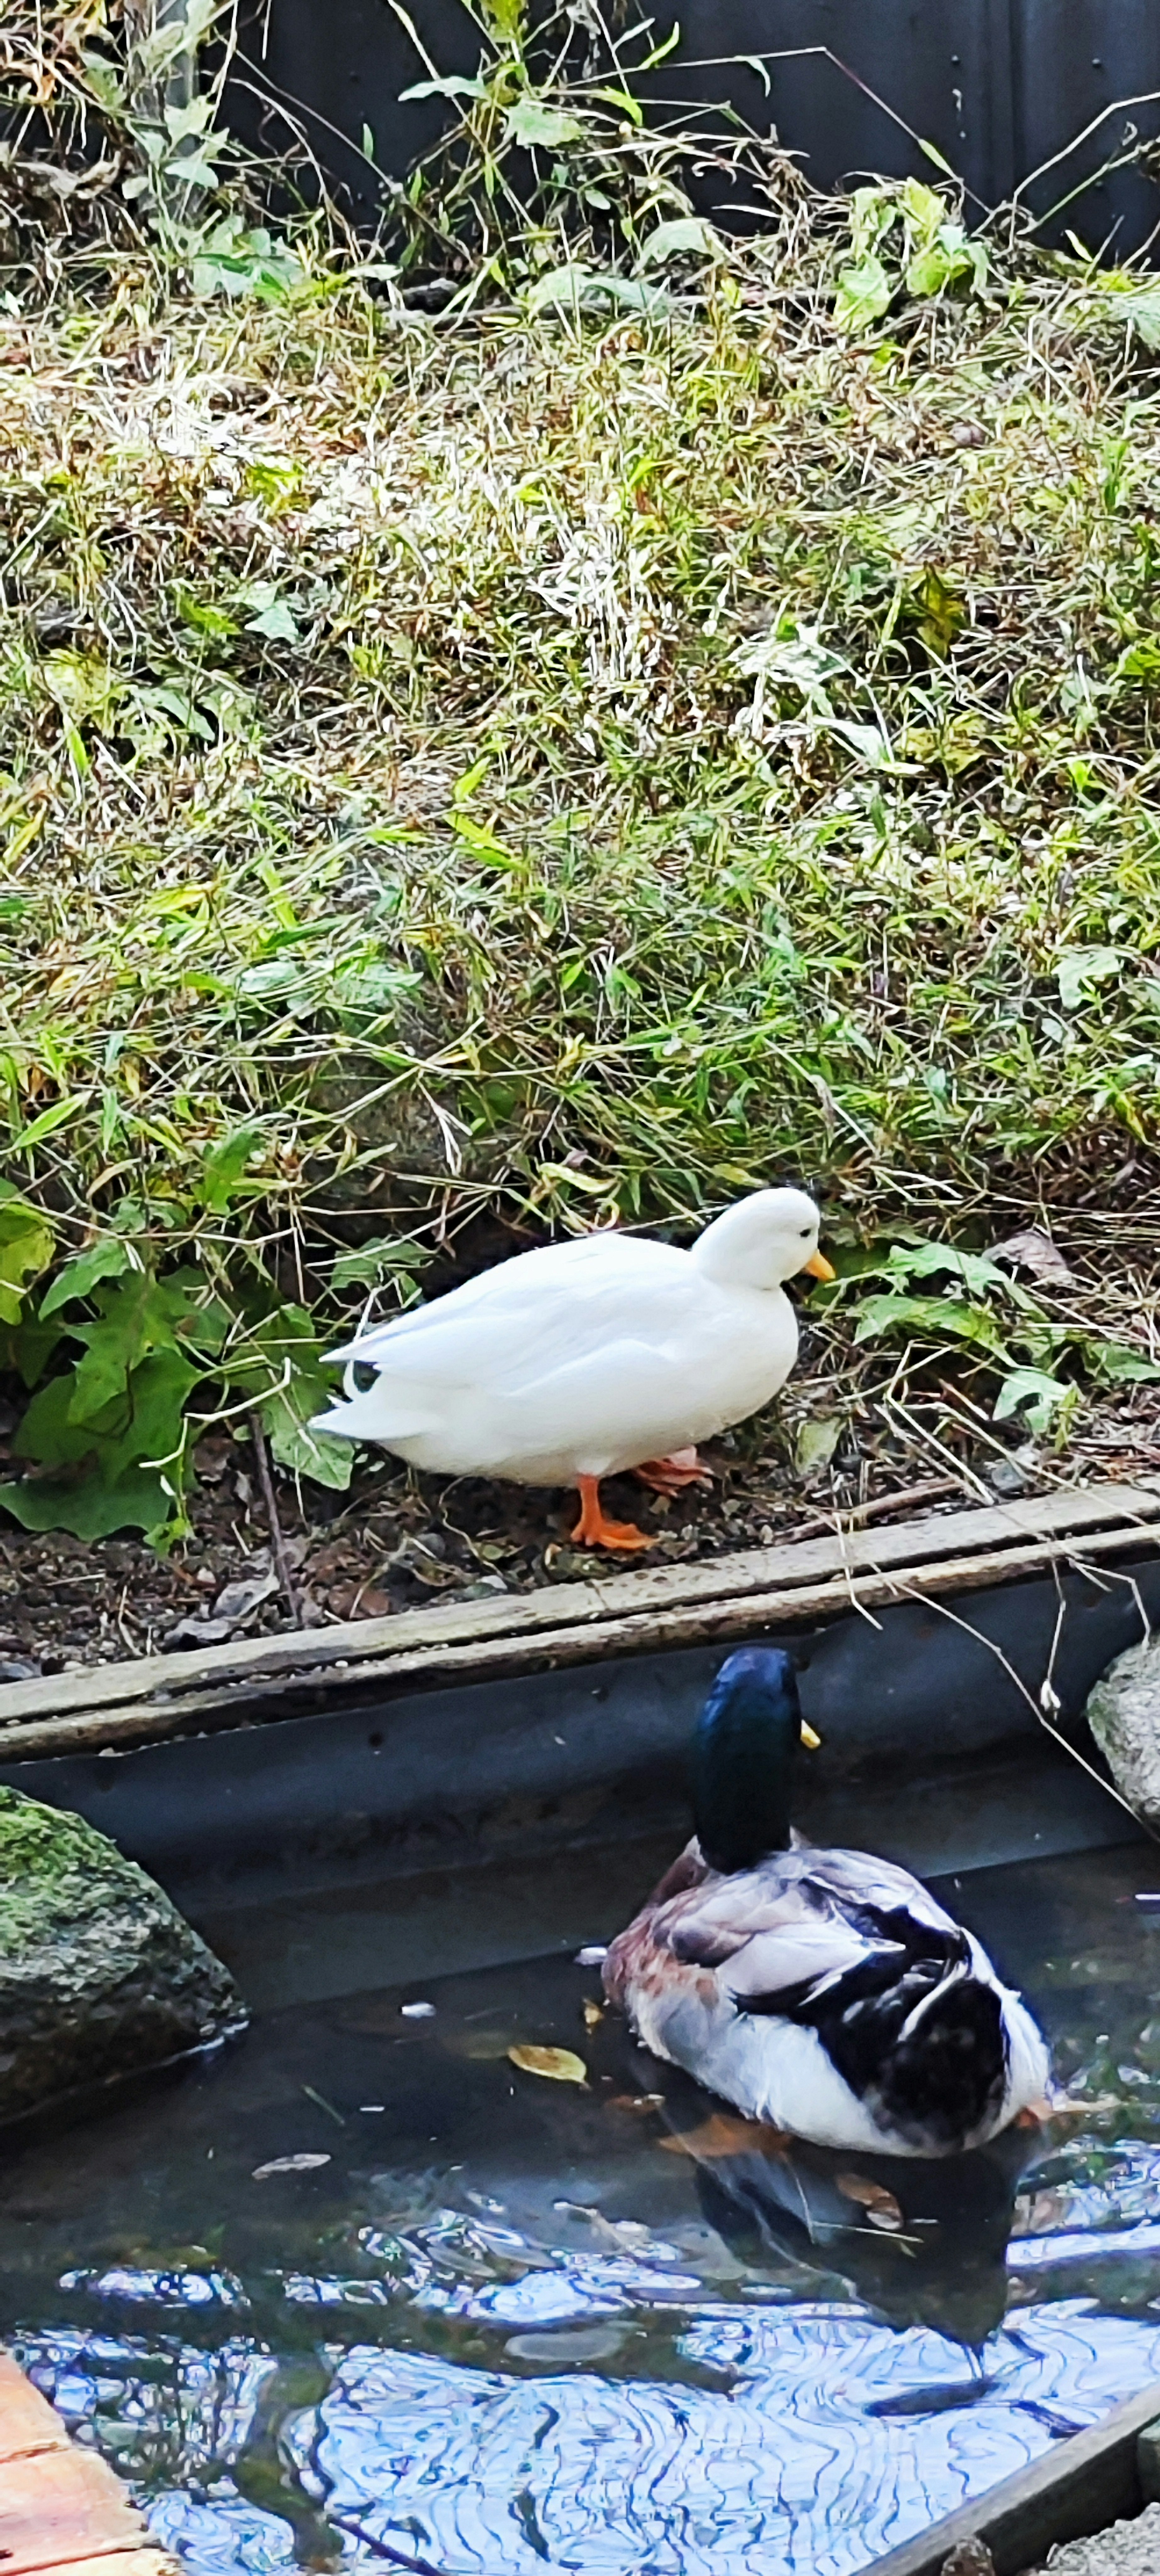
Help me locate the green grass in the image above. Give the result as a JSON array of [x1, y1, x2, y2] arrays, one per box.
[[2, 186, 1160, 1534]]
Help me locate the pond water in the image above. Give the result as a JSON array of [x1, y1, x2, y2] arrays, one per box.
[[5, 1835, 1160, 2576]]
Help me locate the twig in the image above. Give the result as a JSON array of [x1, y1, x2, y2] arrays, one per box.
[[248, 1409, 302, 1628], [785, 1476, 963, 1546]]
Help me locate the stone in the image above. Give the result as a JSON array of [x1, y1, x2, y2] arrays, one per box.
[[1039, 2501, 1160, 2575], [1084, 1634, 1160, 1827], [0, 1785, 244, 2126]]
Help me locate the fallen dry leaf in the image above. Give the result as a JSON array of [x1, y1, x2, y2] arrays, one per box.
[[835, 2172, 905, 2231], [986, 1226, 1074, 1286], [508, 2045, 588, 2086], [606, 2092, 666, 2113], [582, 2001, 604, 2028], [661, 2112, 791, 2159], [252, 2153, 332, 2179]]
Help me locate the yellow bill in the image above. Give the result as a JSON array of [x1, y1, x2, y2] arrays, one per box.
[[800, 1720, 822, 1750], [801, 1249, 836, 1281]]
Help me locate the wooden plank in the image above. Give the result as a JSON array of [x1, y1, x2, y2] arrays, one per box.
[[0, 2357, 177, 2576], [1, 1513, 1156, 1764], [0, 2440, 153, 2575], [868, 2378, 1160, 2576], [0, 1485, 1155, 1740], [0, 2355, 69, 2463]]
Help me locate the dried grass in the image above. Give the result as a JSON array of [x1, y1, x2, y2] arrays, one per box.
[[2, 150, 1160, 1537]]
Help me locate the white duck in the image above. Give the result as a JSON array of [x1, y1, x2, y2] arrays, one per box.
[[311, 1186, 834, 1549]]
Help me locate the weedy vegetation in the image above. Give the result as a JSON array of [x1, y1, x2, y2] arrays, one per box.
[[1, 0, 1159, 1557]]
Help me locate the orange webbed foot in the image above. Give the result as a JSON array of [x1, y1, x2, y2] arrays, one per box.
[[572, 1475, 654, 1551], [633, 1447, 714, 1495]]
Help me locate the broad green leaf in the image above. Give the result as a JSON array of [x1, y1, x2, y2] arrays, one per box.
[[0, 1463, 180, 1541], [331, 1236, 429, 1292], [1091, 1343, 1160, 1384], [852, 1291, 1007, 1351], [65, 1269, 218, 1424], [993, 1366, 1072, 1431], [1101, 281, 1160, 352], [242, 583, 299, 643], [1056, 946, 1121, 1010], [1, 1318, 64, 1389], [201, 1124, 262, 1213], [39, 1239, 136, 1318], [835, 254, 893, 332], [795, 1414, 842, 1474], [504, 98, 583, 150], [222, 1303, 354, 1490], [899, 178, 948, 243], [638, 217, 724, 268], [880, 1240, 1018, 1297], [174, 584, 238, 639], [847, 186, 897, 257], [13, 1350, 197, 1494], [0, 1198, 55, 1325]]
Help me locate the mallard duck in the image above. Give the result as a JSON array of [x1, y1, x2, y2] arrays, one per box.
[[311, 1187, 834, 1549], [603, 1647, 1050, 2155]]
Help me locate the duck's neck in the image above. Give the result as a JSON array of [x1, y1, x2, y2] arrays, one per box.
[[692, 1690, 795, 1874]]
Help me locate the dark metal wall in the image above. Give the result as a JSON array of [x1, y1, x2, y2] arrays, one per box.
[[229, 0, 1160, 248]]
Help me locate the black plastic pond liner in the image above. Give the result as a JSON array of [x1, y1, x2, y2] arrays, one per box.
[[226, 0, 1160, 252], [1, 1555, 1157, 1921]]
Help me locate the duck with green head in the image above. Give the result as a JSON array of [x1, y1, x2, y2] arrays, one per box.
[[603, 1647, 1050, 2157]]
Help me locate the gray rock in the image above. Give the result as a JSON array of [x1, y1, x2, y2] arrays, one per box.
[[1040, 2501, 1160, 2574], [0, 1785, 244, 2125], [1085, 1634, 1160, 1826]]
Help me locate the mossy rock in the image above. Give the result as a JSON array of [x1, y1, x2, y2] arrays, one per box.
[[1085, 1634, 1160, 1828], [0, 1785, 244, 2124]]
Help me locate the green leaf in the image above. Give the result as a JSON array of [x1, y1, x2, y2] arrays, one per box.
[[331, 1236, 429, 1292], [13, 1095, 87, 1151], [0, 1198, 55, 1325], [65, 1269, 218, 1425], [851, 1291, 1007, 1352], [1056, 946, 1122, 1010], [1, 1318, 64, 1389], [899, 177, 949, 243], [795, 1414, 842, 1474], [593, 85, 643, 123], [0, 1463, 182, 1541], [39, 1239, 136, 1318], [241, 583, 300, 643], [1101, 280, 1160, 353], [638, 217, 724, 268], [174, 584, 238, 639], [876, 1240, 1024, 1299], [222, 1303, 354, 1490], [637, 23, 681, 70], [1091, 1343, 1160, 1385], [993, 1366, 1073, 1432], [7, 1344, 199, 1535], [835, 254, 894, 333], [201, 1124, 262, 1213], [504, 98, 583, 150]]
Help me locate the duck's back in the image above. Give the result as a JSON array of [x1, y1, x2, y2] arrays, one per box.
[[316, 1230, 798, 1484], [605, 1838, 1049, 2156]]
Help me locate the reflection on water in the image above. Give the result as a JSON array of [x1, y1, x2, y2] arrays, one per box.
[[5, 1839, 1160, 2574]]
